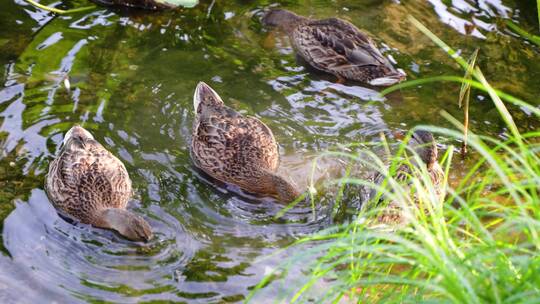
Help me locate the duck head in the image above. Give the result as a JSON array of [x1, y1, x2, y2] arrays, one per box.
[[268, 172, 302, 204], [368, 69, 407, 86], [365, 54, 407, 86], [408, 130, 438, 169], [96, 209, 153, 242], [262, 9, 306, 32]]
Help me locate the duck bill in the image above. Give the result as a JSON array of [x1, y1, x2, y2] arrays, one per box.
[[63, 125, 94, 146], [193, 82, 223, 112], [368, 70, 407, 87]]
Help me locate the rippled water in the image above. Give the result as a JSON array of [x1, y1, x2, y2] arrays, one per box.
[[1, 0, 539, 302]]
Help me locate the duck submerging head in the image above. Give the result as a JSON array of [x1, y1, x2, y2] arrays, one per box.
[[96, 209, 153, 242]]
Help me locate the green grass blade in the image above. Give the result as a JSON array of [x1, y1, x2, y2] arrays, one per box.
[[24, 0, 95, 14], [458, 49, 478, 154], [380, 76, 540, 117], [473, 67, 523, 146], [505, 20, 540, 47], [408, 16, 468, 69], [251, 14, 540, 304], [459, 49, 479, 108], [407, 15, 536, 137], [538, 0, 540, 31]]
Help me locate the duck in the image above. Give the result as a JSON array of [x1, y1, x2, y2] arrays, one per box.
[[367, 130, 444, 225], [262, 9, 406, 86], [190, 82, 301, 203], [90, 0, 195, 10], [45, 125, 152, 242]]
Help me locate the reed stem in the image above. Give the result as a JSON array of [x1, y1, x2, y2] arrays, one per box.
[[24, 0, 95, 14]]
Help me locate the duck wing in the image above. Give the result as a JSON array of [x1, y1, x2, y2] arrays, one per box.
[[191, 106, 279, 184], [292, 18, 390, 74]]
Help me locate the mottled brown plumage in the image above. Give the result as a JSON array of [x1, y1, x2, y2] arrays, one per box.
[[191, 82, 301, 203], [371, 130, 445, 225], [89, 0, 177, 10], [45, 125, 152, 242], [262, 9, 406, 86]]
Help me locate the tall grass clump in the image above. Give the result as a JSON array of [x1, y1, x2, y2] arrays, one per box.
[[537, 0, 540, 31], [248, 17, 540, 303]]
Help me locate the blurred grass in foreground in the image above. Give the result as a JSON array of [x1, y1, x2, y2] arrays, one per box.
[[537, 0, 540, 31], [248, 16, 540, 303]]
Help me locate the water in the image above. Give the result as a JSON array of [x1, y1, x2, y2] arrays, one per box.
[[0, 0, 539, 302]]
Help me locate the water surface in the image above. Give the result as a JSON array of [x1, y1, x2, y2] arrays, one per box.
[[1, 0, 539, 302]]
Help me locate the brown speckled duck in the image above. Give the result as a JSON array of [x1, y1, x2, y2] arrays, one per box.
[[374, 130, 444, 225], [262, 9, 406, 86], [90, 0, 195, 10], [46, 125, 152, 242], [191, 82, 301, 203]]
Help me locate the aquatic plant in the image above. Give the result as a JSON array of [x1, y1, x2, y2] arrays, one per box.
[[248, 16, 540, 303], [505, 20, 540, 47], [23, 0, 95, 14], [22, 0, 198, 14], [505, 1, 540, 47]]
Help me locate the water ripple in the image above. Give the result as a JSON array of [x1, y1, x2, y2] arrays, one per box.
[[1, 0, 539, 302], [3, 189, 197, 303]]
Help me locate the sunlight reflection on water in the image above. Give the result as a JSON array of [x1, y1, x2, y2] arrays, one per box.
[[427, 0, 512, 38], [0, 0, 538, 302]]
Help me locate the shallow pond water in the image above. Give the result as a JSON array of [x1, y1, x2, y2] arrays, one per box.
[[0, 0, 539, 302]]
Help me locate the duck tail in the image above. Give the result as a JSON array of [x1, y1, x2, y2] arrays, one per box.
[[193, 82, 224, 113], [63, 125, 94, 146], [262, 9, 306, 32]]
